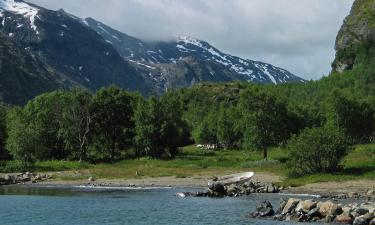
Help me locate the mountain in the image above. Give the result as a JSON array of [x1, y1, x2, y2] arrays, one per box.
[[0, 0, 304, 104], [84, 18, 304, 94], [0, 0, 149, 104], [333, 0, 375, 73], [0, 30, 75, 104]]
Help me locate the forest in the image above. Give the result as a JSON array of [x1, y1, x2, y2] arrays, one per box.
[[0, 56, 375, 178]]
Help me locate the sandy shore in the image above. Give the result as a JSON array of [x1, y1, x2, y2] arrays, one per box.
[[37, 171, 375, 196], [42, 172, 282, 188], [290, 179, 375, 196]]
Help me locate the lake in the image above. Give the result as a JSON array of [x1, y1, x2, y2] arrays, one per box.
[[0, 185, 322, 225]]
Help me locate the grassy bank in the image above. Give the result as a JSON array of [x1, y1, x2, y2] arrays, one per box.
[[2, 144, 374, 187]]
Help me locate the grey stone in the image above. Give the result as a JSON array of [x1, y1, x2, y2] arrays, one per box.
[[353, 216, 368, 225], [282, 198, 301, 215]]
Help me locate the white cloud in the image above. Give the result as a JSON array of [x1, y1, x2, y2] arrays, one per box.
[[29, 0, 354, 80]]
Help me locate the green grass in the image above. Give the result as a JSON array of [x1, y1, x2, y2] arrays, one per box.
[[4, 144, 373, 187], [35, 160, 91, 172], [88, 146, 285, 179]]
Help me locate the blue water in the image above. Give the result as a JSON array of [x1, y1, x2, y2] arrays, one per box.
[[0, 185, 321, 225]]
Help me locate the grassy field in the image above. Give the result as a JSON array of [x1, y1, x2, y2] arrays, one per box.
[[23, 143, 375, 187]]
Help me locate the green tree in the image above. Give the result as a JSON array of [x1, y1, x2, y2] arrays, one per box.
[[287, 125, 349, 177], [135, 95, 187, 159], [6, 108, 39, 167], [0, 104, 7, 159], [91, 86, 135, 161], [192, 108, 218, 145], [60, 89, 93, 161], [329, 90, 375, 143], [216, 104, 241, 149], [239, 89, 290, 159], [22, 91, 69, 160]]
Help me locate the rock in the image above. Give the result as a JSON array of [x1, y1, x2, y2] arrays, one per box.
[[325, 215, 335, 223], [255, 201, 275, 217], [349, 192, 359, 198], [88, 177, 95, 182], [3, 174, 11, 182], [363, 213, 374, 222], [335, 214, 353, 224], [368, 190, 375, 196], [353, 216, 368, 225], [356, 208, 370, 216], [21, 174, 31, 182], [278, 199, 288, 213], [226, 184, 240, 196], [319, 201, 342, 217], [208, 182, 225, 194], [302, 200, 317, 213], [282, 198, 301, 215], [307, 207, 321, 218], [370, 218, 375, 225]]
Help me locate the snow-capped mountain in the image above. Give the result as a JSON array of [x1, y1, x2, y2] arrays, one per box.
[[84, 18, 304, 90], [0, 0, 304, 103], [0, 0, 149, 103]]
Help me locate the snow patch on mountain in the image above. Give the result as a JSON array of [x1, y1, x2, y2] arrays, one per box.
[[0, 0, 39, 33]]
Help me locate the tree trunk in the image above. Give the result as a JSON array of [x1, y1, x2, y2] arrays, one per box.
[[263, 148, 268, 159]]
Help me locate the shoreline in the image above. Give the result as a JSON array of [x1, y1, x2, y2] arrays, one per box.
[[2, 171, 374, 198]]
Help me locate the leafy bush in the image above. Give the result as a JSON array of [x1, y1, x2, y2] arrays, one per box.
[[287, 126, 349, 177]]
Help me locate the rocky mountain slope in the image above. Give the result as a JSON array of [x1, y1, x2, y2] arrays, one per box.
[[0, 0, 304, 104], [0, 0, 149, 103], [333, 0, 375, 73], [85, 18, 304, 93], [0, 30, 73, 104]]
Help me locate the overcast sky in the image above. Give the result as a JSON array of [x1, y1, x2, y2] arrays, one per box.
[[29, 0, 354, 80]]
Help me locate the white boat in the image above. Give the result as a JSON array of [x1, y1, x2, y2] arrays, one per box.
[[208, 172, 255, 186]]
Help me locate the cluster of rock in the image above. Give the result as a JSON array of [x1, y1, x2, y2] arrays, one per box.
[[178, 181, 282, 198], [0, 172, 50, 185], [331, 190, 375, 200], [251, 198, 375, 225]]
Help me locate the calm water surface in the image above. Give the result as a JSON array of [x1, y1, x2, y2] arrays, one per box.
[[0, 185, 323, 225]]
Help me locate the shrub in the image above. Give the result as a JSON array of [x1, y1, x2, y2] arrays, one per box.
[[287, 126, 349, 177]]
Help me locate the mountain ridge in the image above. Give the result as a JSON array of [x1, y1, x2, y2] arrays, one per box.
[[0, 0, 305, 104]]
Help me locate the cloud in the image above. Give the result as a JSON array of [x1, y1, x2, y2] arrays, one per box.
[[29, 0, 354, 80]]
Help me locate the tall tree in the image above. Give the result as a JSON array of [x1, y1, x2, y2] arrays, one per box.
[[135, 95, 187, 159], [92, 86, 135, 161], [60, 89, 93, 161], [6, 108, 39, 167], [20, 91, 68, 160], [239, 89, 290, 159]]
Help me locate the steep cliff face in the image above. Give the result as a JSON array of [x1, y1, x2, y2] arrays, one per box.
[[333, 0, 375, 73]]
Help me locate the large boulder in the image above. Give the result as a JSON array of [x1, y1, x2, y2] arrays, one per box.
[[319, 201, 343, 217], [208, 182, 225, 194], [255, 201, 275, 217], [282, 198, 301, 215], [301, 200, 317, 213]]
